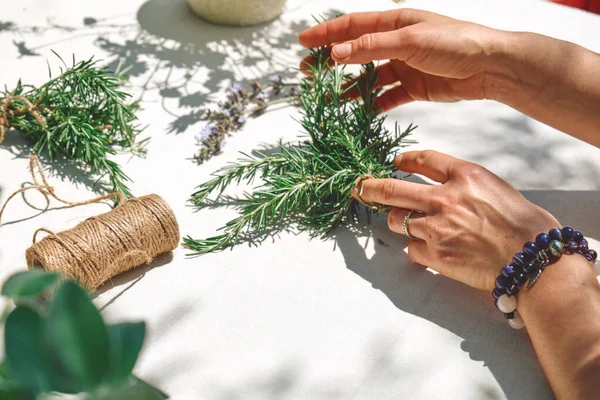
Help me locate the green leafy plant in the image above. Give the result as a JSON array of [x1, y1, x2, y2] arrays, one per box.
[[183, 49, 416, 254], [0, 270, 167, 399], [0, 54, 145, 199]]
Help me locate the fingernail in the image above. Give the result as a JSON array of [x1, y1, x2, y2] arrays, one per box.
[[394, 153, 404, 167], [332, 43, 352, 59]]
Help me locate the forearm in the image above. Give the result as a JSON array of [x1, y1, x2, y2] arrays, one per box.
[[488, 31, 600, 147], [518, 256, 600, 399]]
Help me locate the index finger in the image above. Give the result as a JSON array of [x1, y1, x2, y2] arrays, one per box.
[[298, 9, 430, 49], [395, 150, 461, 183], [354, 178, 434, 213]]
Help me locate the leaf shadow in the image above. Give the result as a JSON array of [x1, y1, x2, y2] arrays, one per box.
[[100, 0, 342, 134]]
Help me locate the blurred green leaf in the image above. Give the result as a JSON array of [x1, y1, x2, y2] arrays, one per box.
[[106, 322, 146, 384], [0, 386, 36, 400], [91, 376, 168, 400], [0, 361, 10, 381], [45, 281, 110, 393], [0, 360, 36, 399], [2, 271, 60, 298], [4, 306, 49, 392]]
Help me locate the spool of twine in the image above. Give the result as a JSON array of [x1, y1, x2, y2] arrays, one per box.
[[25, 194, 180, 291]]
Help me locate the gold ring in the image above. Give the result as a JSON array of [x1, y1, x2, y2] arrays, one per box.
[[402, 210, 416, 239]]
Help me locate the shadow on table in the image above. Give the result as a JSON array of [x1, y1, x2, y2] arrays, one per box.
[[387, 103, 600, 191], [0, 1, 334, 134], [333, 189, 599, 399], [334, 218, 550, 399], [105, 0, 341, 134], [0, 133, 114, 198], [96, 251, 174, 309]]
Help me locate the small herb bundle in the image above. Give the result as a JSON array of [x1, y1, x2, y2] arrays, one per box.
[[193, 76, 300, 164], [0, 54, 144, 199], [183, 49, 416, 254]]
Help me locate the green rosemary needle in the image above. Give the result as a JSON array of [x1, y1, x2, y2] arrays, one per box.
[[183, 49, 416, 255], [0, 53, 145, 200]]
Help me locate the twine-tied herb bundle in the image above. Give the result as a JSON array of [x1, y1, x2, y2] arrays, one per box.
[[0, 54, 145, 200], [184, 49, 416, 254]]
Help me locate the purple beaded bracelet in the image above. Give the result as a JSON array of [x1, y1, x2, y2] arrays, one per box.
[[493, 227, 597, 330]]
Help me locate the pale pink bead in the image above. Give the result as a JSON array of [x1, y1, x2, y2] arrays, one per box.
[[497, 294, 517, 313], [508, 312, 525, 330]]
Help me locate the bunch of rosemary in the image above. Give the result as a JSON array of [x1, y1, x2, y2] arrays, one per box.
[[183, 49, 416, 255], [0, 54, 144, 199]]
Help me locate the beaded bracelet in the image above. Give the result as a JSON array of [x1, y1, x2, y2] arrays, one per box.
[[492, 227, 597, 329]]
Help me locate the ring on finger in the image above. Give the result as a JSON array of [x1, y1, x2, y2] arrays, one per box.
[[402, 210, 421, 239]]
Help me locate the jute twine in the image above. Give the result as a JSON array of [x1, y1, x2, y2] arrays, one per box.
[[25, 194, 180, 291], [0, 94, 46, 145], [0, 155, 180, 291]]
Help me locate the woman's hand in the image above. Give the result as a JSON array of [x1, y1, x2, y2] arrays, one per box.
[[299, 9, 509, 111], [299, 8, 600, 147], [354, 149, 559, 292]]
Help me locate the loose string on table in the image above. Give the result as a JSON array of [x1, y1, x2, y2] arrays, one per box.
[[0, 155, 125, 225]]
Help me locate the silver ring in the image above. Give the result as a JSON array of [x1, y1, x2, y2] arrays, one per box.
[[402, 211, 416, 239]]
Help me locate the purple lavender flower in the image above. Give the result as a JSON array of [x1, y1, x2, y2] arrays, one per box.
[[228, 81, 244, 94], [268, 74, 282, 84], [218, 104, 237, 116], [257, 87, 273, 100], [201, 124, 213, 137], [196, 124, 213, 144], [237, 115, 247, 124]]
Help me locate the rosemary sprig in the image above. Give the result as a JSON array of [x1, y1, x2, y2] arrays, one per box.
[[184, 49, 416, 255], [0, 53, 144, 200]]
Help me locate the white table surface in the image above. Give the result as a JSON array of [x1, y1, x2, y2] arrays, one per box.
[[1, 0, 600, 399]]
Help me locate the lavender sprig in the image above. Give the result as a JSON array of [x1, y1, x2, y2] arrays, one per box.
[[193, 75, 300, 164]]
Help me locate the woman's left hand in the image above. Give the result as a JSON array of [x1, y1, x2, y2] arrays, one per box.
[[355, 150, 560, 292]]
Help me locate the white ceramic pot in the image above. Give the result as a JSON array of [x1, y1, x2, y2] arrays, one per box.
[[186, 0, 286, 26]]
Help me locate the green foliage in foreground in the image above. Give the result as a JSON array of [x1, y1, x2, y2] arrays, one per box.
[[0, 270, 167, 399]]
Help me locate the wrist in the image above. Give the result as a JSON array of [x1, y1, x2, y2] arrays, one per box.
[[517, 254, 600, 398], [481, 30, 571, 106], [492, 227, 597, 329], [481, 30, 536, 105], [517, 254, 598, 314], [485, 30, 600, 146]]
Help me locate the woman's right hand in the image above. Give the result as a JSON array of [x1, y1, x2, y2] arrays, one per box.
[[299, 9, 512, 110], [299, 9, 600, 147]]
